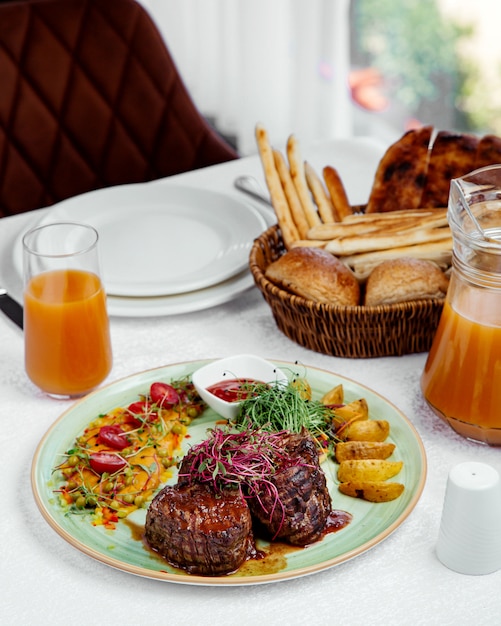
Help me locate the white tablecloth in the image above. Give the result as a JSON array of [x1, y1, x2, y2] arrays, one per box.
[[1, 138, 500, 626]]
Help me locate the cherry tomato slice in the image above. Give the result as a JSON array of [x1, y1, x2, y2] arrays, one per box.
[[150, 382, 179, 408], [89, 452, 127, 474], [123, 412, 142, 428], [126, 400, 161, 423], [127, 400, 152, 415], [97, 425, 128, 450]]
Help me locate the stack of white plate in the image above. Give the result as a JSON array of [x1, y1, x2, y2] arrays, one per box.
[[14, 184, 271, 317]]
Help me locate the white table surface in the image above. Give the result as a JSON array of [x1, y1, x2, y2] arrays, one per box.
[[2, 138, 501, 626]]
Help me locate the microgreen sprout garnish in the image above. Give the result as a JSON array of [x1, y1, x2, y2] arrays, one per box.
[[234, 379, 339, 449], [178, 424, 314, 537]]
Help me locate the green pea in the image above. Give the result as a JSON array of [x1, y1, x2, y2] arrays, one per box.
[[171, 422, 183, 435], [75, 496, 86, 508], [134, 495, 145, 508]]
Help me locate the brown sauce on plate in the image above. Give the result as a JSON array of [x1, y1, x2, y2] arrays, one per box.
[[124, 507, 352, 578]]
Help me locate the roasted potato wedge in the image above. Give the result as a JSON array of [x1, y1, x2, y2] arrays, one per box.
[[335, 441, 396, 463], [321, 383, 344, 406], [338, 459, 403, 483], [332, 399, 370, 433], [334, 398, 369, 420], [338, 481, 405, 502], [343, 419, 390, 442]]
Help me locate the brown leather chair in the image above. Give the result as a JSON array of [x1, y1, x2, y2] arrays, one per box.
[[0, 0, 238, 217]]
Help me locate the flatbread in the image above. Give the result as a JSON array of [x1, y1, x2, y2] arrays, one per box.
[[474, 134, 501, 170], [366, 126, 433, 213], [342, 239, 453, 281], [325, 226, 451, 256], [308, 208, 447, 240], [420, 130, 479, 207]]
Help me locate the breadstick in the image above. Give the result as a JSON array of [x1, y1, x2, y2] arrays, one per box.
[[304, 162, 338, 223], [273, 149, 310, 239], [323, 165, 353, 219], [289, 239, 327, 249], [286, 134, 321, 228], [255, 124, 299, 248]]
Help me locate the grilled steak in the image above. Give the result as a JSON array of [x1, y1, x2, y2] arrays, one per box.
[[144, 482, 255, 576], [247, 431, 332, 546]]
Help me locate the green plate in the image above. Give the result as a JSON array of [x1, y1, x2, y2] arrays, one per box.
[[31, 359, 427, 586]]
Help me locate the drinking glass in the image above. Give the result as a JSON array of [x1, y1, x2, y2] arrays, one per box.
[[23, 222, 113, 398]]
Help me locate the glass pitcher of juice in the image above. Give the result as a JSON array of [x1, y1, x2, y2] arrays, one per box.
[[421, 165, 501, 445]]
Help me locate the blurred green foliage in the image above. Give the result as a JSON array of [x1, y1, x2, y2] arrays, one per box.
[[351, 0, 479, 131]]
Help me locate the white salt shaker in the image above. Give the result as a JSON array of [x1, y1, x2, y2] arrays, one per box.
[[436, 461, 501, 575]]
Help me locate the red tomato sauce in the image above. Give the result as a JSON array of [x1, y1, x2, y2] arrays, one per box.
[[206, 378, 263, 403]]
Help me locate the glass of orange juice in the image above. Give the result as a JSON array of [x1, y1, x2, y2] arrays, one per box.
[[22, 222, 113, 398]]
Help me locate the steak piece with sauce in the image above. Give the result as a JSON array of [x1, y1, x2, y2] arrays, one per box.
[[144, 482, 255, 576], [247, 431, 332, 546]]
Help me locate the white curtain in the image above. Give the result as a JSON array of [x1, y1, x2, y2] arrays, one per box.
[[137, 0, 353, 155]]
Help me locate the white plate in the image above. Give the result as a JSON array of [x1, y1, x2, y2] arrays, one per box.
[[23, 184, 267, 297]]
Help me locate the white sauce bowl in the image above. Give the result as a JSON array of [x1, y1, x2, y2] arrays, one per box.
[[192, 354, 288, 420]]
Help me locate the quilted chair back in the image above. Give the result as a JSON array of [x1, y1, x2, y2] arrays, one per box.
[[0, 0, 238, 217]]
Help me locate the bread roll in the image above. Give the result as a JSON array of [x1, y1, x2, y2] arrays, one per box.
[[364, 257, 449, 306], [265, 246, 360, 306]]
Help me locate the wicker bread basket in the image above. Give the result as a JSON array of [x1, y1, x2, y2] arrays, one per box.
[[249, 225, 444, 358]]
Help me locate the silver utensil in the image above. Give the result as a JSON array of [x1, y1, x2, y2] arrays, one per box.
[[0, 288, 23, 329], [234, 175, 273, 209]]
